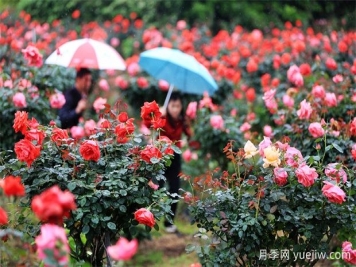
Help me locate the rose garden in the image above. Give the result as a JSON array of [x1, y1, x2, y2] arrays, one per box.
[[0, 2, 356, 267]]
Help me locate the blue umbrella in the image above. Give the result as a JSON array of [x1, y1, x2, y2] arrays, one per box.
[[139, 47, 218, 108]]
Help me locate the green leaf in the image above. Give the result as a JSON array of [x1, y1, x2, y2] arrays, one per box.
[[68, 182, 76, 191], [107, 222, 116, 230], [129, 226, 138, 236], [185, 244, 196, 253], [133, 137, 142, 143], [332, 143, 343, 153], [150, 157, 160, 164], [82, 225, 90, 234], [119, 205, 127, 213], [91, 216, 99, 224]]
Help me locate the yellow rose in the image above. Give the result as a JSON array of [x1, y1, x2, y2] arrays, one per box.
[[263, 146, 281, 168], [244, 140, 258, 158]]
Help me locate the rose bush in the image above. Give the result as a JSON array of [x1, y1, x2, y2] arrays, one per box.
[[183, 138, 356, 266], [1, 101, 176, 266]]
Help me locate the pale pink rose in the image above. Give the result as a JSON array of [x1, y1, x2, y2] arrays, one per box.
[[12, 92, 27, 108], [176, 20, 187, 30], [110, 37, 120, 47], [308, 122, 325, 138], [49, 92, 66, 109], [273, 167, 288, 186], [244, 132, 251, 140], [107, 237, 138, 261], [210, 115, 224, 130], [285, 147, 303, 167], [98, 79, 110, 91], [322, 181, 346, 204], [18, 79, 32, 90], [311, 85, 326, 99], [351, 93, 356, 102], [263, 125, 273, 137], [115, 76, 129, 90], [282, 94, 294, 108], [342, 242, 356, 265], [84, 119, 97, 136], [230, 108, 237, 117], [297, 99, 312, 120], [70, 126, 85, 139], [325, 163, 347, 183], [127, 62, 140, 77], [240, 122, 251, 132], [332, 74, 343, 83], [148, 180, 159, 190], [258, 136, 272, 156], [295, 165, 318, 187], [35, 224, 69, 265], [158, 80, 170, 91], [93, 97, 107, 113], [4, 80, 13, 88], [324, 93, 337, 107], [106, 69, 115, 76], [287, 65, 300, 81], [293, 72, 304, 87]]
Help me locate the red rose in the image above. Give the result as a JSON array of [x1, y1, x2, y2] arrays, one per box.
[[117, 112, 129, 122], [115, 119, 135, 143], [25, 128, 46, 146], [136, 77, 149, 88], [3, 175, 25, 197], [14, 139, 41, 167], [13, 111, 28, 134], [140, 101, 161, 122], [140, 145, 162, 163], [134, 208, 155, 228], [0, 207, 8, 225], [21, 45, 43, 67], [152, 117, 166, 129], [79, 140, 101, 161], [51, 128, 69, 145], [31, 185, 76, 224]]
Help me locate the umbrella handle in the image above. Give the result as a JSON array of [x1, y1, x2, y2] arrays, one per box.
[[163, 84, 174, 110]]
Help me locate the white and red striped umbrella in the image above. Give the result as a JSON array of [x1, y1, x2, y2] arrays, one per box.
[[45, 38, 126, 70]]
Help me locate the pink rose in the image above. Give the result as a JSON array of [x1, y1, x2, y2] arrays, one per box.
[[148, 180, 159, 190], [322, 181, 346, 204], [70, 126, 85, 139], [332, 74, 343, 83], [311, 85, 326, 99], [22, 45, 43, 67], [35, 224, 69, 265], [282, 94, 294, 108], [263, 125, 273, 137], [297, 99, 312, 120], [93, 97, 107, 113], [325, 163, 347, 183], [115, 76, 129, 90], [350, 118, 356, 136], [12, 92, 27, 108], [342, 241, 356, 265], [110, 37, 120, 47], [324, 93, 337, 107], [273, 167, 288, 186], [107, 237, 138, 261], [210, 115, 224, 130], [84, 119, 97, 136], [4, 79, 13, 88], [49, 92, 66, 109], [127, 62, 140, 77], [285, 147, 303, 167], [98, 79, 110, 91], [295, 165, 318, 187], [158, 80, 170, 91], [176, 20, 187, 30], [186, 102, 197, 119], [240, 122, 251, 132], [308, 122, 325, 138], [258, 136, 272, 156]]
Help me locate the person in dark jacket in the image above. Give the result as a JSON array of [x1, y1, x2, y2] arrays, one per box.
[[158, 92, 192, 233], [59, 68, 92, 129]]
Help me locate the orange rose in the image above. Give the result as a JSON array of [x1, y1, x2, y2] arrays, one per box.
[[134, 208, 155, 228], [51, 128, 69, 146], [14, 139, 41, 167], [13, 111, 28, 134], [79, 140, 100, 162], [3, 175, 25, 197]]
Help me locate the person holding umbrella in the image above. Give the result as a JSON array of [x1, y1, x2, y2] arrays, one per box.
[[158, 91, 192, 234], [59, 68, 92, 129]]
